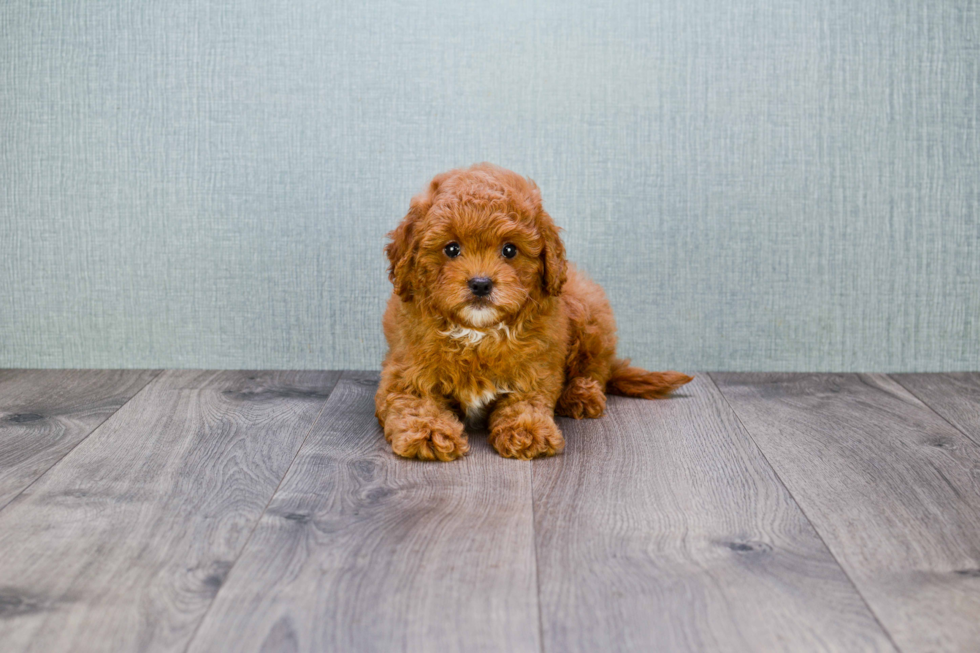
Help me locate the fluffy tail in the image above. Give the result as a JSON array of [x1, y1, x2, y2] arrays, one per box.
[[606, 360, 693, 399]]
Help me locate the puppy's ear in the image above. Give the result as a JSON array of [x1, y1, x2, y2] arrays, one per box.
[[537, 208, 567, 296], [385, 174, 443, 301], [385, 202, 424, 301]]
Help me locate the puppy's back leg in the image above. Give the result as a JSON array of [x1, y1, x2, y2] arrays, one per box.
[[555, 283, 617, 419], [554, 266, 692, 417], [556, 376, 608, 419]]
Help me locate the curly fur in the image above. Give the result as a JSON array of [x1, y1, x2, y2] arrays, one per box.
[[376, 163, 693, 461]]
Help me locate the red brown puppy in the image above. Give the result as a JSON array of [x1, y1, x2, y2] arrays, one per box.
[[376, 163, 692, 461]]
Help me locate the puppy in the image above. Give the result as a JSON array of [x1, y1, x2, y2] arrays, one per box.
[[375, 164, 692, 461]]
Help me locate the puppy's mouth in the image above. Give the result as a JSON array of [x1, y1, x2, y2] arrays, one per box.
[[458, 302, 500, 328]]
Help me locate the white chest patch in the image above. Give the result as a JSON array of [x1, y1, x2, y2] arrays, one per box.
[[442, 325, 490, 345], [440, 322, 514, 346], [462, 386, 513, 423], [463, 388, 498, 422]]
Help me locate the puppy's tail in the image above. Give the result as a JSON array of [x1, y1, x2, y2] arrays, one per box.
[[606, 359, 693, 399]]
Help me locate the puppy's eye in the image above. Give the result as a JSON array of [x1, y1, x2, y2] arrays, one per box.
[[501, 243, 518, 259], [444, 242, 461, 258]]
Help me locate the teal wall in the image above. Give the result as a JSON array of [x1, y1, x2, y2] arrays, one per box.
[[2, 1, 978, 371]]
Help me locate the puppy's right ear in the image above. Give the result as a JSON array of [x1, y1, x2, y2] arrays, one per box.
[[385, 175, 444, 301], [536, 208, 567, 297]]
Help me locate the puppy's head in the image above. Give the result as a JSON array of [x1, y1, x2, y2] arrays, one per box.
[[386, 163, 566, 328]]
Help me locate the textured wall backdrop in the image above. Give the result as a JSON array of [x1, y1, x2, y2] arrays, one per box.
[[1, 0, 978, 371]]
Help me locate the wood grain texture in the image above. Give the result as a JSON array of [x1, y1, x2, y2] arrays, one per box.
[[0, 370, 340, 653], [532, 375, 894, 652], [0, 369, 159, 510], [713, 373, 980, 653], [892, 373, 980, 446], [187, 371, 540, 653]]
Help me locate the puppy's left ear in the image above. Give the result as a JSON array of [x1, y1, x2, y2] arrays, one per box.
[[537, 208, 567, 296]]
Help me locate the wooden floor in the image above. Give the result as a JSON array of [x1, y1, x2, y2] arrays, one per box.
[[0, 371, 978, 652]]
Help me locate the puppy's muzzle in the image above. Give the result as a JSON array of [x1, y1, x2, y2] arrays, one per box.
[[468, 277, 493, 298]]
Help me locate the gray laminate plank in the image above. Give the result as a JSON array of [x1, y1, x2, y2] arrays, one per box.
[[0, 369, 159, 510], [892, 373, 980, 447], [186, 371, 540, 653], [532, 375, 894, 653], [712, 373, 980, 653], [0, 370, 341, 653]]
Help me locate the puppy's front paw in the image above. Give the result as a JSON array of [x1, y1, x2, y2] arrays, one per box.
[[489, 412, 564, 460], [556, 377, 607, 419], [386, 415, 468, 462]]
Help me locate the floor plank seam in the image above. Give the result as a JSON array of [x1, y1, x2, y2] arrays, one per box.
[[0, 369, 162, 514], [705, 373, 905, 653], [529, 460, 547, 653], [888, 374, 980, 448], [180, 373, 339, 653]]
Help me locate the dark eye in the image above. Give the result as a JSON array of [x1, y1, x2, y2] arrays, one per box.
[[502, 243, 517, 259], [444, 242, 461, 258]]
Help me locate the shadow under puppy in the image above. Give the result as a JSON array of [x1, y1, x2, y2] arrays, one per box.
[[376, 163, 692, 461]]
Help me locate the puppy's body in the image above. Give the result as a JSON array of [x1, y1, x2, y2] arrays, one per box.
[[376, 164, 691, 461]]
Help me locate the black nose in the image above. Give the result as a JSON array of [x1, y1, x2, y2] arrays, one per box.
[[468, 277, 493, 297]]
